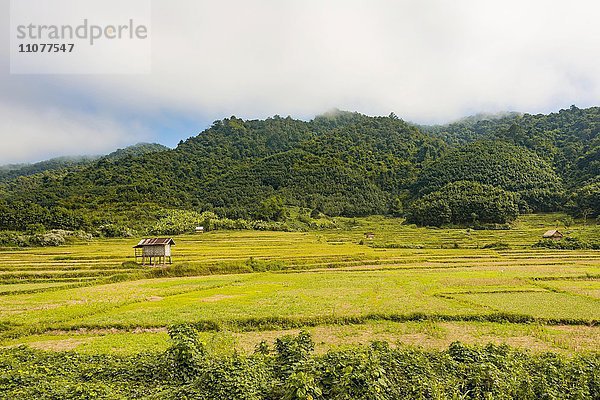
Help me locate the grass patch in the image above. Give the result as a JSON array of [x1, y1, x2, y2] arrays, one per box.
[[0, 213, 599, 354]]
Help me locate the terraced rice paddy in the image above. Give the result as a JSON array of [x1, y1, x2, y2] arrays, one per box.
[[0, 214, 598, 355]]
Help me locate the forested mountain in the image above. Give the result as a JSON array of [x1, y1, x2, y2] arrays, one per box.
[[0, 106, 598, 233], [0, 156, 98, 182], [103, 143, 170, 160], [0, 143, 168, 182], [414, 141, 564, 212], [422, 105, 600, 186]]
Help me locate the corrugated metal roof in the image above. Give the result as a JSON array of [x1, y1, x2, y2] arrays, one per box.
[[133, 238, 175, 248]]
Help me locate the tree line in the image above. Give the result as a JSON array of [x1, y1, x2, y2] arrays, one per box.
[[0, 106, 598, 233]]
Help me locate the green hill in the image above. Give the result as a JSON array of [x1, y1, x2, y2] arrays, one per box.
[[413, 140, 564, 212], [0, 106, 598, 233], [423, 105, 600, 186], [0, 143, 168, 183], [0, 156, 98, 182]]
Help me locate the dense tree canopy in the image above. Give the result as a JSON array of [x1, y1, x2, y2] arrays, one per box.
[[0, 106, 597, 231], [413, 141, 564, 212], [569, 181, 600, 218], [406, 181, 520, 226], [423, 105, 600, 186]]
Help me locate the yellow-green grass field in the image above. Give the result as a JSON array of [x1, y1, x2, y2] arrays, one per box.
[[0, 214, 598, 355]]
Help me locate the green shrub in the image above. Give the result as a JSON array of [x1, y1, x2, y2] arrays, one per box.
[[0, 232, 28, 247], [166, 324, 206, 381], [171, 356, 274, 400], [0, 229, 92, 248], [1, 333, 599, 399], [29, 231, 66, 247], [97, 223, 134, 238], [274, 330, 314, 379], [533, 237, 600, 250], [25, 223, 46, 235], [245, 257, 286, 272], [482, 242, 510, 250]]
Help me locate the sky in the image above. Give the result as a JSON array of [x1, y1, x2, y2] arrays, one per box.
[[1, 0, 600, 163]]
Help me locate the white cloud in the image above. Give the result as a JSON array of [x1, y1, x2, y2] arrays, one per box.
[[0, 100, 150, 163], [131, 0, 600, 120], [1, 0, 600, 162]]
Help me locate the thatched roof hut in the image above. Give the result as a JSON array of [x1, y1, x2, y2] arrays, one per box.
[[542, 230, 563, 240]]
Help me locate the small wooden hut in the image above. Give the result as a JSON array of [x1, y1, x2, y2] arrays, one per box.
[[364, 232, 375, 239], [133, 238, 175, 266], [542, 230, 563, 241]]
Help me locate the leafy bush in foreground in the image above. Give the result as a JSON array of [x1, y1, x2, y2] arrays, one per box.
[[1, 330, 599, 399]]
